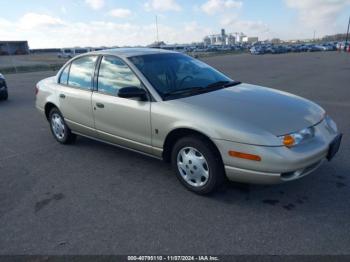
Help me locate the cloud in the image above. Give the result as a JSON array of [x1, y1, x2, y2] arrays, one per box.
[[199, 0, 271, 39], [18, 13, 65, 30], [284, 0, 350, 36], [201, 0, 242, 15], [0, 13, 212, 48], [144, 0, 181, 12], [0, 18, 13, 29], [108, 8, 132, 18], [221, 17, 270, 38], [85, 0, 104, 10]]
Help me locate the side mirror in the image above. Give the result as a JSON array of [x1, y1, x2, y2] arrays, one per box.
[[118, 87, 147, 100]]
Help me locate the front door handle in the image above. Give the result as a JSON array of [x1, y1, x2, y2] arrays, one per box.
[[96, 102, 104, 108], [59, 94, 66, 99]]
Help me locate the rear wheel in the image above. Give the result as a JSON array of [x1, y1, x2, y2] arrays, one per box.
[[49, 108, 76, 144], [171, 136, 225, 194]]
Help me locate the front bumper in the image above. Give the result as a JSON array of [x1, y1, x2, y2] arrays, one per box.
[[214, 119, 341, 184], [224, 158, 326, 184]]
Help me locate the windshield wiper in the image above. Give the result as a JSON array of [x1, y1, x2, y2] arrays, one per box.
[[207, 80, 241, 89], [223, 80, 241, 87], [162, 87, 205, 98], [162, 81, 242, 99]]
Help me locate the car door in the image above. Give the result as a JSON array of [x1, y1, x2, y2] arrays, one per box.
[[92, 55, 152, 154], [57, 55, 98, 137]]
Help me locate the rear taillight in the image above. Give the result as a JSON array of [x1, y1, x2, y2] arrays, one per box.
[[35, 85, 39, 95]]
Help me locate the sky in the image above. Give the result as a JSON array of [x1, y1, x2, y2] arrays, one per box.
[[0, 0, 349, 48]]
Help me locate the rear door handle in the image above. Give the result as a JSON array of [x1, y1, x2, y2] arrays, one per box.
[[59, 94, 66, 99], [96, 102, 104, 108]]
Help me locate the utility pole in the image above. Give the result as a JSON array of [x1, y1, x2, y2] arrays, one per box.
[[345, 15, 350, 49], [313, 30, 316, 42], [155, 15, 159, 44]]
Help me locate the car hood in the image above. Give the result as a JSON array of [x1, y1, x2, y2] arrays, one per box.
[[169, 83, 324, 143]]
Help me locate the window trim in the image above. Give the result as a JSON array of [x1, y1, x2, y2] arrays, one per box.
[[95, 54, 153, 101], [57, 55, 99, 92], [58, 63, 71, 85]]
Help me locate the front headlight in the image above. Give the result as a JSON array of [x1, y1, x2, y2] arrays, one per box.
[[325, 115, 338, 133], [279, 126, 315, 148]]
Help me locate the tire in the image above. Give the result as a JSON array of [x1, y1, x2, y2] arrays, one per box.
[[0, 91, 7, 100], [3, 91, 8, 100], [49, 107, 76, 144], [171, 135, 225, 194]]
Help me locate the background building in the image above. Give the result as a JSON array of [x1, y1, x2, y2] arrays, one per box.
[[242, 36, 259, 43], [205, 29, 236, 46], [227, 34, 236, 45], [271, 38, 282, 44], [234, 32, 246, 43], [0, 41, 29, 55], [203, 30, 258, 46]]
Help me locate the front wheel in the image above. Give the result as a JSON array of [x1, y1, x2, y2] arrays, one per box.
[[171, 136, 225, 194], [1, 91, 8, 100], [49, 108, 76, 144]]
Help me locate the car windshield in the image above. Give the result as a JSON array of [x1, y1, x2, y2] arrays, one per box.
[[129, 53, 236, 100]]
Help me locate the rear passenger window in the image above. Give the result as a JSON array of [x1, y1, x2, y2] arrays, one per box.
[[68, 56, 97, 90], [59, 65, 70, 85], [97, 56, 141, 96]]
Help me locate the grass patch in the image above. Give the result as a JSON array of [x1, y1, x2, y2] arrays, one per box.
[[1, 63, 64, 74]]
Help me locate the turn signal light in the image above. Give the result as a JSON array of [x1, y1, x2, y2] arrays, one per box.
[[283, 135, 295, 147], [228, 151, 261, 161]]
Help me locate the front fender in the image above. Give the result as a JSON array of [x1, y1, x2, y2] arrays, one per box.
[[151, 100, 281, 149]]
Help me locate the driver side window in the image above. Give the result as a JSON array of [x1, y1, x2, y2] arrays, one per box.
[[97, 56, 141, 96]]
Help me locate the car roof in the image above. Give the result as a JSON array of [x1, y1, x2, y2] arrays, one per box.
[[89, 48, 178, 58]]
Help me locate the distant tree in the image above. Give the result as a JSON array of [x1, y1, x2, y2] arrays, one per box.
[[322, 34, 347, 42]]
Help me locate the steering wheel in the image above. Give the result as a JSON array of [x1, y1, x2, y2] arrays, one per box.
[[179, 75, 194, 89]]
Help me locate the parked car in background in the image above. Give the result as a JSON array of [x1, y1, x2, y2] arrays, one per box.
[[250, 46, 265, 55], [323, 44, 336, 51], [337, 42, 350, 51], [249, 42, 338, 55], [58, 48, 74, 58], [58, 48, 91, 59], [336, 42, 344, 50], [0, 73, 8, 101], [74, 48, 90, 55], [35, 48, 342, 194]]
